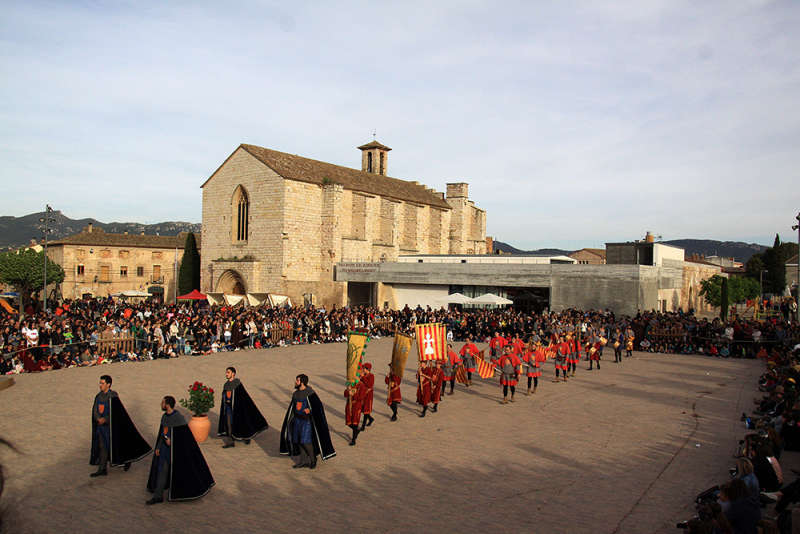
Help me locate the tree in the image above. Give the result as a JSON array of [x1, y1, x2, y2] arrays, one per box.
[[744, 252, 766, 283], [0, 248, 65, 313], [178, 232, 201, 295], [764, 234, 788, 295], [699, 274, 725, 309], [720, 277, 729, 320]]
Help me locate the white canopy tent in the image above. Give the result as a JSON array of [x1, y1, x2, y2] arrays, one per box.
[[467, 293, 513, 305], [111, 290, 151, 298], [434, 292, 472, 304]]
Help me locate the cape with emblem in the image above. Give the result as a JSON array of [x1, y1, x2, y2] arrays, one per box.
[[216, 378, 269, 440], [90, 391, 152, 467], [279, 386, 336, 461], [146, 409, 215, 501]]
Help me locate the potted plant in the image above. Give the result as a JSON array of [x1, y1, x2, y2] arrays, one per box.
[[180, 381, 215, 442]]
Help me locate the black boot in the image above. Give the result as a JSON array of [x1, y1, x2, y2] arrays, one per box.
[[349, 427, 359, 446], [366, 414, 374, 427], [419, 405, 428, 418], [90, 469, 107, 478], [432, 404, 438, 413], [359, 418, 367, 432]]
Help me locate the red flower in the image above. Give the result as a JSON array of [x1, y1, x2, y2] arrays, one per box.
[[210, 389, 214, 393], [192, 385, 198, 391], [194, 381, 199, 386]]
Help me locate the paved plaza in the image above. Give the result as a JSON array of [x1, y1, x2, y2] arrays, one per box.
[[0, 339, 778, 533]]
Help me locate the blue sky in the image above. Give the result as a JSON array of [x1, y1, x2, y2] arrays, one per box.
[[2, 1, 799, 250]]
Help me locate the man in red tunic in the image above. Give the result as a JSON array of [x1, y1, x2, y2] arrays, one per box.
[[416, 360, 434, 417], [522, 343, 545, 395], [442, 344, 462, 396], [430, 360, 444, 413], [385, 365, 402, 422], [489, 331, 507, 365], [553, 336, 569, 383], [498, 346, 521, 404], [358, 363, 375, 431], [460, 335, 480, 386], [344, 379, 366, 446]]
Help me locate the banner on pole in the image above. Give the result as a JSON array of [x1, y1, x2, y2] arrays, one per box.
[[346, 332, 370, 387], [390, 332, 413, 380], [414, 323, 446, 362]]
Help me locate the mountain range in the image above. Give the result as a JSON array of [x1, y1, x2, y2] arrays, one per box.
[[0, 211, 201, 251], [492, 239, 768, 264], [1, 212, 768, 264]]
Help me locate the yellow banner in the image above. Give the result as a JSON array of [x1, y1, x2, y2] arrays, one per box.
[[391, 332, 413, 380], [346, 332, 369, 386]]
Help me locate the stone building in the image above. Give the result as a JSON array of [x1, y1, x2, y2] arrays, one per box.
[[47, 224, 199, 302], [568, 248, 606, 265], [200, 142, 486, 308]]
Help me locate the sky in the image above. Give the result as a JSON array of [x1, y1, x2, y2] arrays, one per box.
[[2, 1, 799, 250]]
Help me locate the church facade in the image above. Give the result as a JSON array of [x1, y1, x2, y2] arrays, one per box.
[[200, 141, 486, 307]]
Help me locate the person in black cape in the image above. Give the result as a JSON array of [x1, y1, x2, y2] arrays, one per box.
[[90, 375, 152, 477], [146, 396, 214, 504], [279, 374, 336, 468], [218, 367, 269, 448]]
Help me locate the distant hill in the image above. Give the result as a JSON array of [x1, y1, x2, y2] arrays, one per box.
[[0, 211, 201, 251], [493, 239, 768, 264], [662, 239, 767, 264], [493, 241, 572, 256]]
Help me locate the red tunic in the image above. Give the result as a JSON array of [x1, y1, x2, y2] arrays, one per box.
[[344, 382, 366, 426], [360, 373, 375, 415], [430, 368, 444, 403], [498, 353, 521, 386], [416, 367, 434, 406], [512, 339, 526, 356], [555, 343, 569, 370], [489, 336, 507, 362], [385, 373, 402, 404], [460, 343, 479, 372], [443, 349, 461, 381]]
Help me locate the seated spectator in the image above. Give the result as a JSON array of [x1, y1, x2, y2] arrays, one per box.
[[735, 458, 759, 497], [720, 480, 761, 534]]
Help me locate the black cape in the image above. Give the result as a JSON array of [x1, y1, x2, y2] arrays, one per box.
[[279, 387, 336, 461], [217, 380, 269, 440], [90, 394, 153, 467], [146, 410, 215, 501]]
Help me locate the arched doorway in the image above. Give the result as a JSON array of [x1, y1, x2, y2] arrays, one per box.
[[215, 269, 247, 295]]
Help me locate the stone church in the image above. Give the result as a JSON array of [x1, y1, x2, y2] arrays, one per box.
[[200, 141, 486, 307]]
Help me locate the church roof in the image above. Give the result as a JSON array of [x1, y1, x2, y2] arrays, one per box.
[[214, 144, 450, 209]]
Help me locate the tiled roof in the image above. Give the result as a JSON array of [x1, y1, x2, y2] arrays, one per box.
[[50, 228, 201, 249], [357, 141, 392, 151], [220, 144, 451, 209]]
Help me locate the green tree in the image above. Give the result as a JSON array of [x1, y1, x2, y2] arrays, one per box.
[[0, 248, 65, 313], [699, 274, 725, 308], [764, 234, 788, 295], [720, 277, 729, 320], [744, 252, 766, 283], [178, 232, 201, 295]]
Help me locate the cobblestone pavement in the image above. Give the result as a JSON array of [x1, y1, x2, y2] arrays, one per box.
[[0, 340, 780, 533]]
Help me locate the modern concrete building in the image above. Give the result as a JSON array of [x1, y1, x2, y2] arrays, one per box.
[[336, 239, 721, 316]]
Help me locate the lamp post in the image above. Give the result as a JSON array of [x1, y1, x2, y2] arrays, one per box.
[[793, 212, 800, 323], [39, 205, 54, 312], [760, 269, 769, 319]]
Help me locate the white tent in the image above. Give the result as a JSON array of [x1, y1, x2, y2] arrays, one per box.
[[247, 293, 271, 306], [468, 293, 513, 305], [224, 294, 246, 306], [206, 293, 225, 305], [268, 294, 294, 308], [434, 292, 471, 304]]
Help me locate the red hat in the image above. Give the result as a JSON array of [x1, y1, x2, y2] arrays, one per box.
[[362, 362, 372, 370]]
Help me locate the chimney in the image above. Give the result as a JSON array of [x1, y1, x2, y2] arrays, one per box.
[[123, 230, 128, 235], [87, 222, 93, 233], [645, 231, 654, 243]]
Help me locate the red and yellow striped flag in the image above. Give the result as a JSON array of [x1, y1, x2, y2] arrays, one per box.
[[415, 323, 446, 361], [476, 352, 496, 379]]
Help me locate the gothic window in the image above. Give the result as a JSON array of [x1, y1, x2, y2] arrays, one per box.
[[233, 186, 250, 242], [367, 152, 373, 173]]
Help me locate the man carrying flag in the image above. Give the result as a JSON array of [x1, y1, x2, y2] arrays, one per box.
[[358, 363, 375, 431], [498, 345, 522, 404], [385, 365, 402, 422], [344, 378, 366, 446], [416, 360, 434, 417], [522, 342, 545, 395], [430, 360, 444, 413]]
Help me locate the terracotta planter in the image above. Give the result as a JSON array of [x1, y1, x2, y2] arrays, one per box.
[[188, 414, 211, 442]]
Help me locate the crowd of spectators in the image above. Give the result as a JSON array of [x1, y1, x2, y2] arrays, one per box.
[[1, 295, 799, 376]]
